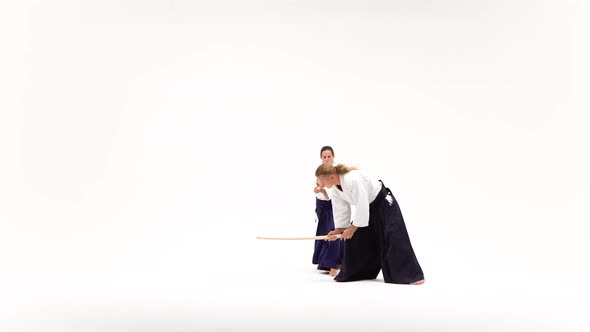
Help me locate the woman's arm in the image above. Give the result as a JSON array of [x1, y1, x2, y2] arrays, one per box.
[[326, 225, 357, 240], [340, 225, 358, 240], [314, 183, 329, 199], [326, 228, 345, 241]]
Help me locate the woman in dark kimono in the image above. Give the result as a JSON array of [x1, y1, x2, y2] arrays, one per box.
[[312, 146, 344, 277], [316, 163, 424, 284]]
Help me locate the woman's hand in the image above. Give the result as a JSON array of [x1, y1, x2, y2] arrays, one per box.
[[326, 228, 345, 241], [314, 186, 329, 199], [340, 225, 358, 240]]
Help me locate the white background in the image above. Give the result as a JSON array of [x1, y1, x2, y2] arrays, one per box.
[[1, 1, 589, 331]]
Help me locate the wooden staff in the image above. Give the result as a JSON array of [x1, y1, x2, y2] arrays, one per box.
[[256, 234, 342, 240]]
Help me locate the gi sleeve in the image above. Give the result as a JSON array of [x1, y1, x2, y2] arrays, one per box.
[[351, 180, 370, 227], [331, 195, 351, 229]]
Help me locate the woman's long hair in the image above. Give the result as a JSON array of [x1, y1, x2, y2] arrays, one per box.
[[315, 163, 357, 177]]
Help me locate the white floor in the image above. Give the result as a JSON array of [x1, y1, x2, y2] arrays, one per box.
[[2, 229, 588, 332]]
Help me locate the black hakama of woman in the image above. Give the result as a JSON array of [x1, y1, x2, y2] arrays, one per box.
[[335, 182, 424, 284], [312, 198, 343, 271]]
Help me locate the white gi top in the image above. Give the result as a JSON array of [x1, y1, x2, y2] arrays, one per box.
[[330, 170, 382, 228]]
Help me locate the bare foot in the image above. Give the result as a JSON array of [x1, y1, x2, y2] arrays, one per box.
[[410, 279, 425, 285], [329, 268, 338, 277]]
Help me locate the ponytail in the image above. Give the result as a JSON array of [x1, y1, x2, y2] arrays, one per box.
[[315, 163, 357, 177]]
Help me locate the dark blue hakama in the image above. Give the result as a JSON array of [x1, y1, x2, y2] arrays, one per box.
[[312, 198, 344, 271], [335, 182, 424, 283]]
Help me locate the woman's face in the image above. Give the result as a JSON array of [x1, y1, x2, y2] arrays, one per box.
[[321, 150, 334, 165], [317, 174, 336, 189]]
